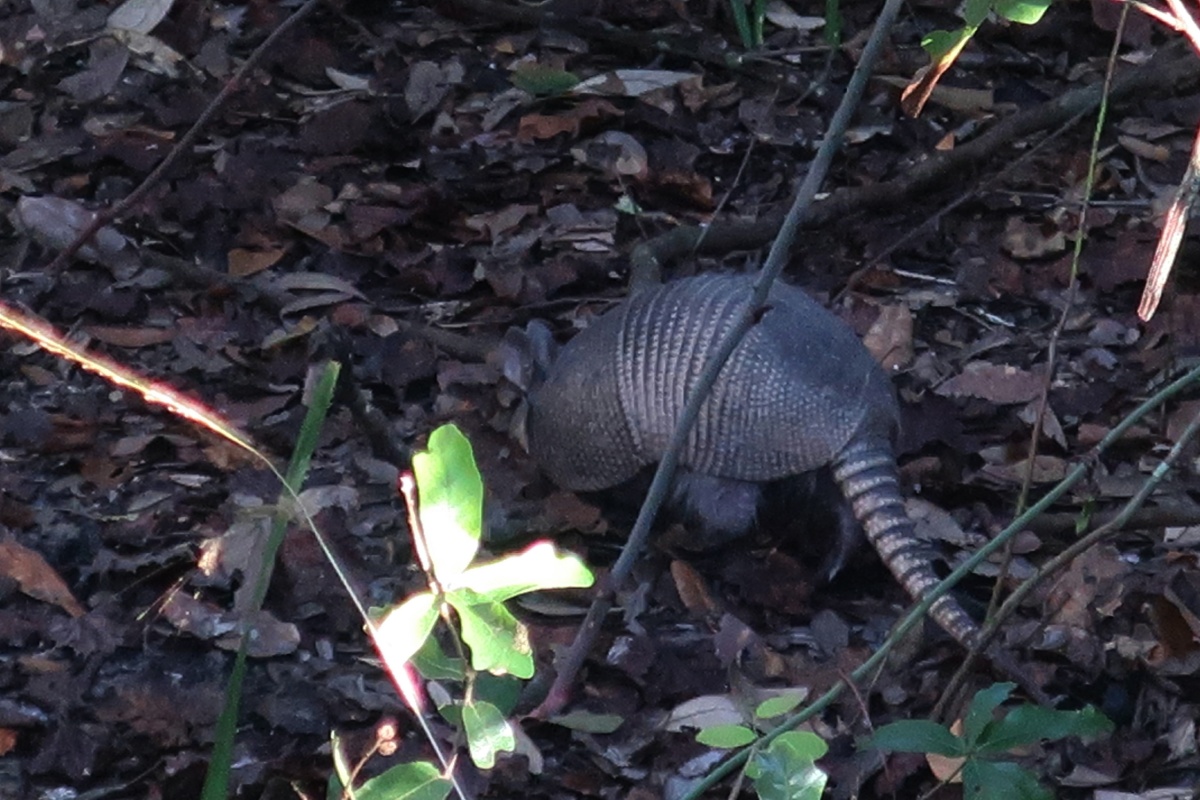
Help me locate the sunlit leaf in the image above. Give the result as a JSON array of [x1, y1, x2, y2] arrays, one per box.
[[755, 693, 805, 720], [697, 724, 757, 748], [994, 0, 1050, 24], [412, 424, 483, 583], [462, 699, 516, 768], [352, 761, 452, 800], [767, 731, 827, 762], [451, 592, 533, 678], [374, 593, 439, 673], [747, 731, 828, 799], [921, 27, 970, 60], [453, 541, 594, 600]]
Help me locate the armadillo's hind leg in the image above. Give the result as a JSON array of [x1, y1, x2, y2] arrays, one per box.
[[670, 470, 763, 547], [830, 438, 981, 649]]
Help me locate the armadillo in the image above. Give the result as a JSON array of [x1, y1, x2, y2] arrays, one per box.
[[525, 272, 981, 651]]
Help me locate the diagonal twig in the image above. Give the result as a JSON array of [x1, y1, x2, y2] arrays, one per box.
[[43, 0, 325, 273], [629, 39, 1199, 278]]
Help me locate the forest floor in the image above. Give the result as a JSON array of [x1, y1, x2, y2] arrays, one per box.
[[2, 0, 1200, 797]]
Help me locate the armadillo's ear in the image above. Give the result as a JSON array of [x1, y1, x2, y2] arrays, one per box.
[[525, 319, 559, 384], [498, 321, 559, 454], [498, 320, 558, 392]]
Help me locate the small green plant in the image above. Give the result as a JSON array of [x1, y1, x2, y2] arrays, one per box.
[[332, 424, 594, 798], [866, 683, 1113, 800], [905, 0, 1052, 115], [729, 0, 768, 49], [921, 0, 1056, 59], [510, 63, 579, 96], [697, 693, 829, 800], [824, 0, 842, 46], [923, 0, 1052, 61], [329, 755, 450, 800]]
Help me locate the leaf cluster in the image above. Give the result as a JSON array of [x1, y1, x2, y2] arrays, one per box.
[[867, 683, 1113, 800], [336, 425, 594, 798]]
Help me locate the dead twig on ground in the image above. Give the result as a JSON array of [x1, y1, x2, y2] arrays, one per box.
[[629, 40, 1199, 276], [43, 0, 326, 274]]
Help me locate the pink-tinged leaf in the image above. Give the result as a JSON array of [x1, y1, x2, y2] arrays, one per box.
[[453, 541, 594, 601], [374, 593, 438, 713], [412, 425, 483, 584]]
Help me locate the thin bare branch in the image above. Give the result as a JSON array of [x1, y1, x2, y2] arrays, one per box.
[[44, 0, 325, 272]]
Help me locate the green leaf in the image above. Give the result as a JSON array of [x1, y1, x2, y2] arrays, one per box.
[[410, 635, 466, 682], [462, 699, 516, 769], [412, 424, 483, 583], [697, 724, 758, 748], [921, 27, 971, 59], [962, 0, 992, 27], [289, 361, 340, 491], [729, 0, 755, 48], [453, 541, 594, 600], [352, 761, 452, 800], [976, 704, 1114, 754], [474, 672, 524, 717], [768, 731, 828, 762], [1075, 498, 1094, 535], [329, 730, 354, 799], [548, 710, 625, 734], [747, 732, 828, 800], [824, 0, 842, 45], [451, 592, 534, 678], [751, 0, 766, 45], [866, 720, 964, 757], [993, 0, 1050, 24], [433, 696, 462, 728], [755, 694, 804, 720], [510, 64, 579, 96], [374, 593, 439, 670], [202, 362, 340, 800], [963, 759, 1052, 800], [964, 683, 1015, 745]]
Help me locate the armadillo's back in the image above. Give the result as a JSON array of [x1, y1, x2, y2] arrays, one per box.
[[527, 273, 899, 490]]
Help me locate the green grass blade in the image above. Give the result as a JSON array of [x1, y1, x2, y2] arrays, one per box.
[[200, 361, 340, 800]]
